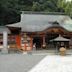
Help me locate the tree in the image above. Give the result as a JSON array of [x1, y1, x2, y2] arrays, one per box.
[[32, 2, 41, 11], [18, 0, 33, 11], [0, 0, 72, 26], [0, 0, 21, 26], [57, 0, 72, 17]]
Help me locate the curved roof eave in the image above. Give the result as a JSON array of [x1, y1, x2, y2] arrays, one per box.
[[0, 26, 11, 34], [60, 20, 72, 32], [6, 13, 72, 32]]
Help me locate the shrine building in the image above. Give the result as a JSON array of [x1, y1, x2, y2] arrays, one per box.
[[2, 11, 72, 51]]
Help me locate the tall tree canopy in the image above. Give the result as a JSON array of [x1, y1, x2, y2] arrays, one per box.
[[0, 0, 72, 26], [0, 0, 20, 25]]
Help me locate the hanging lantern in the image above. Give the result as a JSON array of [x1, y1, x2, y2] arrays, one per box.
[[24, 33, 27, 38], [42, 44, 46, 48]]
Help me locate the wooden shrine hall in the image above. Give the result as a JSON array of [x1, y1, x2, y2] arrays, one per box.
[[5, 11, 72, 51]]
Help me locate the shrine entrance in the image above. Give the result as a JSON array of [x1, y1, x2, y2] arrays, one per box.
[[33, 34, 59, 50], [32, 27, 71, 50], [45, 33, 59, 50], [43, 27, 67, 50], [33, 37, 42, 50]]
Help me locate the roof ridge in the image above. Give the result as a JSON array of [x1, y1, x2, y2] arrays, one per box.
[[21, 11, 66, 15]]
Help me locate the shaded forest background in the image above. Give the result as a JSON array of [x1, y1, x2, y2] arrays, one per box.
[[0, 0, 72, 25]]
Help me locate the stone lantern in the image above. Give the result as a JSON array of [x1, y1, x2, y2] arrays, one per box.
[[59, 47, 66, 56]]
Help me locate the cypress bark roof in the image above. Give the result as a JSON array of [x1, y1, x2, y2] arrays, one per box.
[[7, 12, 72, 32]]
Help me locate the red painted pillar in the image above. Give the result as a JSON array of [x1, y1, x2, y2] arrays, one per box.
[[30, 37, 33, 50], [24, 42, 27, 51], [16, 35, 21, 48]]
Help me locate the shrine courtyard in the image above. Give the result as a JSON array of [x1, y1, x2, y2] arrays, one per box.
[[0, 54, 72, 72]]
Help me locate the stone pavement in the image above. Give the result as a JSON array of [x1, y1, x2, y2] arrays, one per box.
[[1, 53, 72, 72], [0, 54, 45, 72], [29, 55, 72, 72]]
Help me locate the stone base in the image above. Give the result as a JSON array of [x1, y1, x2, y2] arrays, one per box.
[[1, 48, 8, 54], [23, 51, 27, 54]]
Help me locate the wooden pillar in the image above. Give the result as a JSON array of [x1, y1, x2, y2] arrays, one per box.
[[24, 42, 27, 51], [24, 33, 27, 51], [42, 35, 46, 48], [30, 37, 33, 50], [16, 35, 21, 48], [69, 37, 72, 48], [22, 33, 28, 54]]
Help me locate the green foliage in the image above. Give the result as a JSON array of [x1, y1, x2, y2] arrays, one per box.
[[0, 0, 20, 26], [0, 0, 72, 26], [57, 0, 72, 17], [32, 2, 41, 11]]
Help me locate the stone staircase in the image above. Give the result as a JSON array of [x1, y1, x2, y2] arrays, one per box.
[[31, 50, 57, 55], [31, 49, 72, 55]]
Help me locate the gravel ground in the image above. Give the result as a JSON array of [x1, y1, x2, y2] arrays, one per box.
[[0, 54, 46, 72], [29, 55, 72, 72]]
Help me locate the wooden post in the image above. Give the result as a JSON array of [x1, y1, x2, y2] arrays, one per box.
[[23, 33, 27, 54], [16, 35, 21, 48], [42, 36, 46, 48], [30, 37, 33, 50]]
